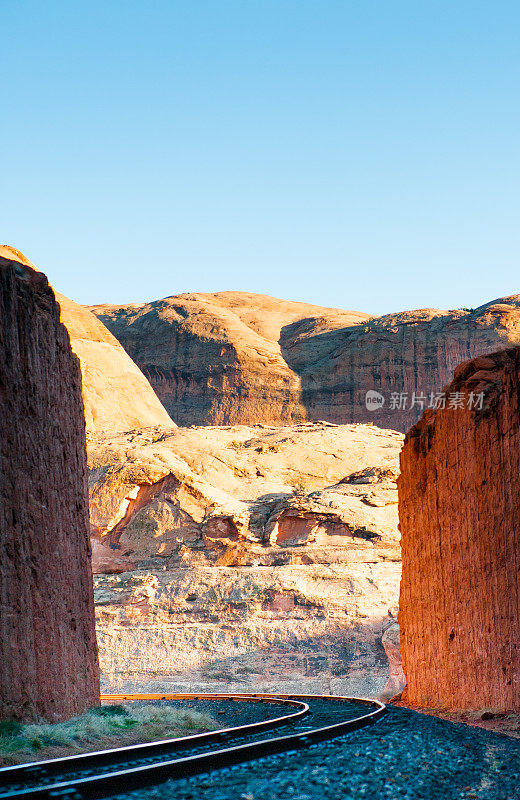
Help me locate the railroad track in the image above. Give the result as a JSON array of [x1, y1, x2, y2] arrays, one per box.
[[0, 693, 386, 800]]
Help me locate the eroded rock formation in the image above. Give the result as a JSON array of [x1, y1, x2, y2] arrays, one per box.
[[399, 348, 520, 711], [0, 251, 100, 720], [89, 422, 403, 695], [91, 292, 520, 432], [57, 292, 174, 433], [381, 620, 406, 700], [90, 292, 370, 427]]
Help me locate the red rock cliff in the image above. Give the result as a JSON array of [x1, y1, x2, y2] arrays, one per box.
[[0, 253, 100, 720], [398, 348, 520, 710], [91, 294, 520, 431]]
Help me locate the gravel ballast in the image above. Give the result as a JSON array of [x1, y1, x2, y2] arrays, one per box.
[[111, 705, 520, 800]]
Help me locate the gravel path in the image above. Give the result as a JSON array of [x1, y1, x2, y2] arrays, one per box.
[[111, 706, 520, 800]]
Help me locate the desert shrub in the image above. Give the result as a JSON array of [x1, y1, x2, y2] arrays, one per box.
[[288, 473, 311, 496], [0, 704, 217, 764], [228, 440, 246, 450]]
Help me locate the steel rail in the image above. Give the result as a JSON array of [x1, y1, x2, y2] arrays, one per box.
[[0, 696, 307, 788], [0, 694, 386, 800]]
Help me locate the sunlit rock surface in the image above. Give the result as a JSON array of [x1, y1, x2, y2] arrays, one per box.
[[91, 292, 520, 432], [0, 246, 174, 433], [90, 292, 370, 427], [399, 348, 520, 711], [89, 422, 403, 696], [57, 291, 174, 432]]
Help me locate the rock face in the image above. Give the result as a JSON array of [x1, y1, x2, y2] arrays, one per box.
[[91, 293, 520, 432], [291, 303, 520, 432], [399, 348, 520, 711], [57, 292, 174, 433], [380, 621, 406, 700], [0, 251, 100, 721], [90, 293, 370, 427], [0, 246, 174, 433], [89, 422, 403, 696]]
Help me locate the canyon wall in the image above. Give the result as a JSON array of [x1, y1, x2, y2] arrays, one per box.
[[399, 348, 520, 711], [91, 293, 520, 432], [89, 422, 403, 696], [289, 302, 520, 431], [0, 252, 100, 720], [91, 292, 370, 427]]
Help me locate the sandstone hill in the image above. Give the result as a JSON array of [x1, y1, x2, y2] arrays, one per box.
[[90, 292, 370, 427], [399, 348, 520, 711], [89, 421, 403, 697], [91, 292, 520, 432], [0, 246, 174, 433], [56, 292, 174, 432]]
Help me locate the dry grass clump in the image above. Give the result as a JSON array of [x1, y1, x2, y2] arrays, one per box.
[[227, 439, 247, 450], [288, 473, 311, 496], [0, 704, 217, 766]]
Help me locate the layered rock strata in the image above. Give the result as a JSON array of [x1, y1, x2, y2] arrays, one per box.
[[92, 293, 520, 432], [399, 348, 520, 711], [0, 252, 100, 720], [89, 422, 403, 696]]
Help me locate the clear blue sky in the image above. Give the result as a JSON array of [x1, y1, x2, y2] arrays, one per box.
[[1, 1, 519, 314]]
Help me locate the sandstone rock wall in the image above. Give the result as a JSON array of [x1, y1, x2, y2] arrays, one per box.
[[0, 253, 100, 720], [88, 423, 402, 570], [288, 303, 520, 431], [90, 293, 370, 427], [56, 292, 174, 432], [398, 348, 520, 711], [91, 293, 520, 432]]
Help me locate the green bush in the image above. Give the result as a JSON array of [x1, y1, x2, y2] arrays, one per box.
[[228, 440, 246, 450]]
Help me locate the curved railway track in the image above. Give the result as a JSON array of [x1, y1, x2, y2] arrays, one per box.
[[0, 693, 386, 800]]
